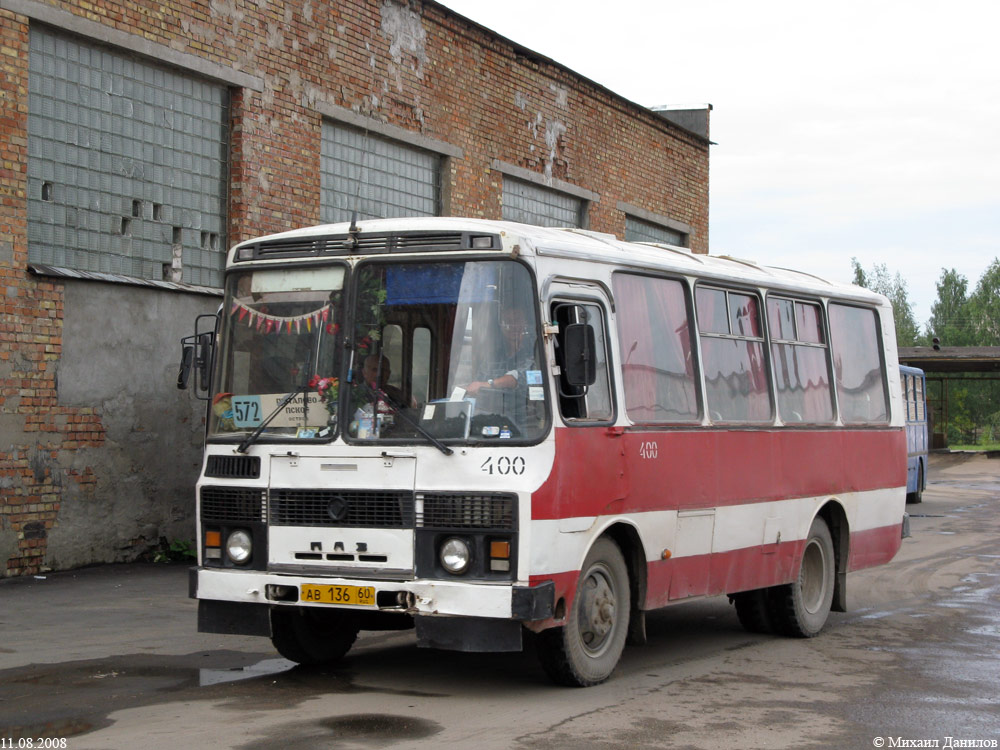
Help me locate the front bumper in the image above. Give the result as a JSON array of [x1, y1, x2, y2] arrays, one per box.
[[189, 567, 553, 623]]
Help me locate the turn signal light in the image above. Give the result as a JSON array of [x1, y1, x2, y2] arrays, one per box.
[[204, 529, 222, 560], [490, 540, 511, 572]]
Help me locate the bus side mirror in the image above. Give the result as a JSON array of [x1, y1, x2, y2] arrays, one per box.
[[178, 313, 219, 400], [177, 344, 195, 390], [563, 323, 597, 387], [195, 332, 214, 393]]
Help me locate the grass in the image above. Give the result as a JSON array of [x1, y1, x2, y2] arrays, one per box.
[[947, 442, 1000, 452]]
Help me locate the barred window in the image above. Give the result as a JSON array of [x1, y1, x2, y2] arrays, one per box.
[[321, 121, 440, 222], [625, 215, 687, 247], [502, 177, 582, 227], [27, 28, 229, 286]]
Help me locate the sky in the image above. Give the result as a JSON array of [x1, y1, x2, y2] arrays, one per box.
[[435, 0, 1000, 328]]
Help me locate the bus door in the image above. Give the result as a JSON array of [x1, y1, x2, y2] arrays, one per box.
[[545, 283, 624, 517]]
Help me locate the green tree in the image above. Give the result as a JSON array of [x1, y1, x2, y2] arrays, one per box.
[[946, 384, 976, 444], [926, 268, 975, 346], [968, 258, 1000, 345], [850, 258, 919, 346]]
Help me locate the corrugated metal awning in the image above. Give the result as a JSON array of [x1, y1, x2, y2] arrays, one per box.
[[27, 263, 222, 297]]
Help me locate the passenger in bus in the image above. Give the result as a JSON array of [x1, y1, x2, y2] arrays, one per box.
[[465, 306, 537, 396], [362, 354, 413, 407]]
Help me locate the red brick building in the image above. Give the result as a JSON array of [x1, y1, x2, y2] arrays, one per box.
[[0, 0, 710, 575]]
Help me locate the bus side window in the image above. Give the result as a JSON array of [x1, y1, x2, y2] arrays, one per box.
[[828, 304, 889, 424], [915, 374, 925, 421], [552, 302, 613, 423]]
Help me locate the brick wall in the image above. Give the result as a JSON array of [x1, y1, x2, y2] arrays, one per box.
[[0, 0, 709, 576]]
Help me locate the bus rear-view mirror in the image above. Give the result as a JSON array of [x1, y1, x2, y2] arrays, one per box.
[[563, 323, 597, 387]]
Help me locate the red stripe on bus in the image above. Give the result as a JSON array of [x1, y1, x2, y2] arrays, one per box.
[[531, 426, 906, 519], [847, 523, 903, 570], [529, 522, 903, 620]]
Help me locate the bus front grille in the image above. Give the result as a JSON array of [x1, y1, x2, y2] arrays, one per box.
[[201, 486, 267, 522], [269, 489, 414, 528], [416, 493, 516, 530]]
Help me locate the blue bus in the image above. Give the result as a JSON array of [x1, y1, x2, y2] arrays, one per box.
[[900, 365, 929, 503]]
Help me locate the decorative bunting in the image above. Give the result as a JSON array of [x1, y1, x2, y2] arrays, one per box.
[[229, 300, 333, 336]]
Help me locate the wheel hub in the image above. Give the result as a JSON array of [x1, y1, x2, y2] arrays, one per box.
[[578, 567, 617, 654]]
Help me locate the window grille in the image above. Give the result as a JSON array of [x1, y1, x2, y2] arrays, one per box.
[[625, 214, 686, 247], [320, 121, 440, 223], [27, 28, 229, 286], [502, 177, 582, 227]]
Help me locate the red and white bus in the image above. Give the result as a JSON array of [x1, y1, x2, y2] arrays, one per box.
[[181, 217, 908, 686]]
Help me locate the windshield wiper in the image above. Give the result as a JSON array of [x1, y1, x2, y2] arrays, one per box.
[[356, 381, 453, 456], [235, 387, 306, 454]]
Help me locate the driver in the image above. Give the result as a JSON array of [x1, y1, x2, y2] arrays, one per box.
[[465, 306, 537, 396]]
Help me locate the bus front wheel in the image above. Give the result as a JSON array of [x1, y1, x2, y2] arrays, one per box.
[[270, 607, 360, 665], [771, 516, 835, 637], [537, 537, 631, 686]]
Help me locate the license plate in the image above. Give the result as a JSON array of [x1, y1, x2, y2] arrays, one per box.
[[300, 583, 376, 607]]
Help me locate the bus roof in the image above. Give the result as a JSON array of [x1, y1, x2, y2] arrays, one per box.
[[231, 217, 887, 307]]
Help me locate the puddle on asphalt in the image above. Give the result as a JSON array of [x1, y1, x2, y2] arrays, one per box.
[[319, 714, 441, 740], [1, 650, 449, 741], [236, 713, 443, 750], [0, 653, 311, 740], [200, 657, 295, 686]]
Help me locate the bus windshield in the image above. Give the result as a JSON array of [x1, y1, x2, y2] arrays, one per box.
[[210, 265, 347, 441], [346, 259, 548, 444]]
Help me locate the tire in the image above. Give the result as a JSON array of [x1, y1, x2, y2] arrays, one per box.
[[537, 537, 630, 687], [906, 460, 924, 504], [270, 607, 360, 665], [731, 589, 774, 634], [770, 516, 836, 638]]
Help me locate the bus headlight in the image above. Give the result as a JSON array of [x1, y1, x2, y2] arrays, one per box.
[[439, 537, 471, 575], [226, 529, 253, 564]]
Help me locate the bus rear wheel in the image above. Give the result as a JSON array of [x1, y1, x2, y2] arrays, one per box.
[[770, 516, 835, 637], [537, 537, 630, 686], [270, 607, 360, 665]]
